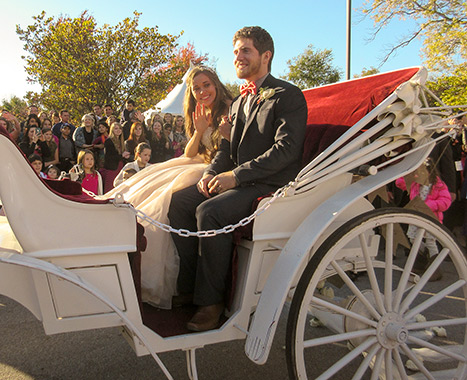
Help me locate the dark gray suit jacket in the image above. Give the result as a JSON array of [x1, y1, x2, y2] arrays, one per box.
[[206, 74, 308, 188]]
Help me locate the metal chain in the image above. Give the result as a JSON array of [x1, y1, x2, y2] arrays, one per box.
[[112, 181, 297, 238]]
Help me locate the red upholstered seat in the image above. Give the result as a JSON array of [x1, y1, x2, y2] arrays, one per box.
[[0, 124, 109, 204]]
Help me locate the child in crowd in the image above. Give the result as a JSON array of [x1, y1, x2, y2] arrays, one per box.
[[70, 149, 103, 195], [122, 168, 137, 181], [149, 120, 170, 163], [113, 142, 151, 187], [42, 128, 59, 167], [163, 123, 175, 160], [102, 122, 129, 192], [92, 120, 109, 169], [45, 165, 60, 179], [124, 121, 148, 161], [121, 99, 135, 123], [396, 157, 452, 281], [172, 115, 187, 158], [163, 112, 174, 125], [58, 124, 76, 172], [28, 154, 47, 178]]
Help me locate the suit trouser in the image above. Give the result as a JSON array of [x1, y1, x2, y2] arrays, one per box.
[[168, 183, 275, 305]]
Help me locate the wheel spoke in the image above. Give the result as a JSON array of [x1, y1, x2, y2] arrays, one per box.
[[399, 248, 450, 315], [384, 349, 393, 380], [393, 349, 409, 380], [404, 279, 466, 321], [407, 317, 467, 330], [369, 348, 385, 380], [359, 233, 386, 315], [311, 296, 378, 328], [393, 227, 426, 311], [304, 329, 376, 348], [384, 223, 394, 312], [401, 343, 436, 380], [331, 260, 381, 320], [351, 344, 380, 380], [315, 337, 378, 380], [407, 335, 467, 362]]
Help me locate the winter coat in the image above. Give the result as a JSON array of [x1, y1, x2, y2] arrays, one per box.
[[395, 177, 452, 223]]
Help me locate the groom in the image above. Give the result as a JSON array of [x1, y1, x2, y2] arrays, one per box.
[[168, 26, 307, 331]]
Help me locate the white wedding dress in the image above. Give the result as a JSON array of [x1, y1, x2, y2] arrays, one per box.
[[101, 128, 215, 309]]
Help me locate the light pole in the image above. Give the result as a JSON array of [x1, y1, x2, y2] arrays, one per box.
[[346, 0, 352, 80]]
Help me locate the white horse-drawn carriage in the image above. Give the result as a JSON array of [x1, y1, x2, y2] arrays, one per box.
[[1, 67, 466, 379]]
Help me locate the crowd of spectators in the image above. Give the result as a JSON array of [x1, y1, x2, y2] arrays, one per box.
[[0, 100, 188, 195]]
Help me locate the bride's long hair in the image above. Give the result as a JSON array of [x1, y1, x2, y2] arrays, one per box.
[[183, 66, 232, 161]]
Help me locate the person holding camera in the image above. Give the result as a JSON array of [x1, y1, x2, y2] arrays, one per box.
[[19, 125, 50, 164]]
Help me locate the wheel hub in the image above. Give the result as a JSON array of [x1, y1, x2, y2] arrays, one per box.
[[345, 292, 408, 349], [376, 312, 407, 349]]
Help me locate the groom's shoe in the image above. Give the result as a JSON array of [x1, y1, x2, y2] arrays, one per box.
[[172, 293, 194, 307], [186, 303, 224, 332]]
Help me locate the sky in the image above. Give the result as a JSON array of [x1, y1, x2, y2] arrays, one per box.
[[0, 0, 424, 103]]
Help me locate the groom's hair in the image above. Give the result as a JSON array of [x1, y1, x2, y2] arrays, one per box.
[[233, 26, 274, 71]]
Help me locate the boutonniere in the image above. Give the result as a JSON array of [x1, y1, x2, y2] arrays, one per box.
[[257, 87, 283, 104]]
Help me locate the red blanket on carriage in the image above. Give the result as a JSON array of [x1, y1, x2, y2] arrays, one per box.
[[302, 67, 419, 163]]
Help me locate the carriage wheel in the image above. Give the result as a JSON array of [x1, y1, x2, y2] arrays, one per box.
[[286, 208, 467, 380]]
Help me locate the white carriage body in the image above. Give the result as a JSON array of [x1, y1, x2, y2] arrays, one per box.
[[1, 67, 465, 379]]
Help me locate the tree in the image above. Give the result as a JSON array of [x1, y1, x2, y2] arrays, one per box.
[[281, 44, 342, 89], [426, 65, 467, 107], [160, 43, 209, 79], [224, 82, 240, 98], [361, 1, 467, 73], [16, 11, 191, 118], [362, 1, 467, 106], [353, 66, 380, 78], [1, 96, 29, 119], [155, 42, 210, 95]]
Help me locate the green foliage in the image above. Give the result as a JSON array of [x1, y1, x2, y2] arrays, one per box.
[[1, 96, 29, 118], [16, 11, 204, 119], [224, 82, 240, 98], [426, 65, 467, 107], [281, 44, 342, 89], [353, 67, 380, 78], [361, 0, 467, 73]]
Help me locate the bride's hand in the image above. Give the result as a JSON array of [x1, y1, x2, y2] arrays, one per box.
[[192, 103, 210, 135], [219, 115, 232, 141]]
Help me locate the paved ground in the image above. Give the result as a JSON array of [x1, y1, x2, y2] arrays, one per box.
[[0, 295, 290, 380], [1, 248, 465, 379]]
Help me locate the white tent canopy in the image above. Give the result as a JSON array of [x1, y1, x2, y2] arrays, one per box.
[[144, 64, 193, 123]]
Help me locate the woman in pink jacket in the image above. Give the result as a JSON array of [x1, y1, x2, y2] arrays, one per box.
[[396, 158, 452, 280]]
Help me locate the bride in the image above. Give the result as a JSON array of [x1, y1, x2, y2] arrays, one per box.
[[102, 66, 232, 309]]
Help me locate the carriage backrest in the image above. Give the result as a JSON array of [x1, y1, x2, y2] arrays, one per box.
[[301, 67, 421, 164], [0, 125, 136, 254]]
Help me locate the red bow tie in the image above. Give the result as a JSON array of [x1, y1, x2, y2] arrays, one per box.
[[240, 81, 257, 97]]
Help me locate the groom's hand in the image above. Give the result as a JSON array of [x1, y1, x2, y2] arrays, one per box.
[[208, 171, 237, 194], [197, 174, 214, 197]]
